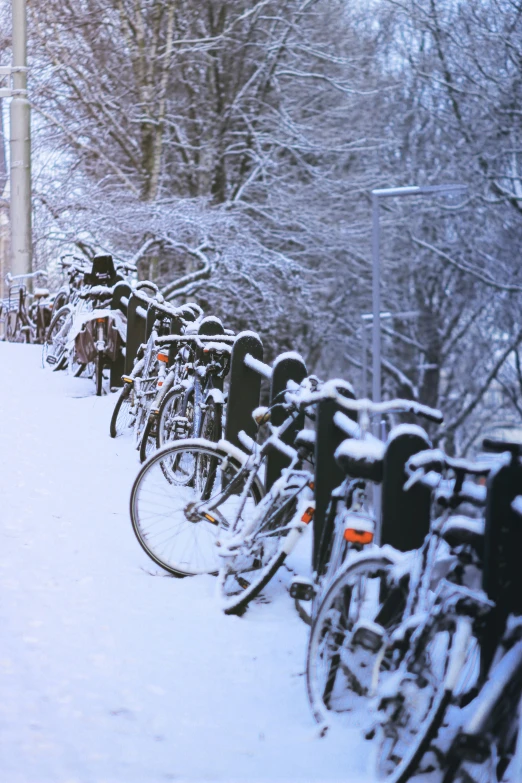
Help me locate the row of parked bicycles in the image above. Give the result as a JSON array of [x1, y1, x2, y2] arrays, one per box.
[[31, 252, 522, 782], [2, 255, 136, 396], [98, 280, 522, 782]]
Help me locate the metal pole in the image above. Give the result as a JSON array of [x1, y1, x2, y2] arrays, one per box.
[[369, 183, 466, 408], [371, 193, 381, 408], [10, 0, 31, 278], [362, 318, 368, 398]]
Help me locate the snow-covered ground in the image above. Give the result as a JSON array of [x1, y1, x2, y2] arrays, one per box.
[[0, 343, 370, 783]]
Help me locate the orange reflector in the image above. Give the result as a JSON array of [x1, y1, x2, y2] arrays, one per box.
[[158, 353, 169, 363], [308, 481, 315, 491], [301, 507, 315, 524], [157, 381, 163, 387], [122, 376, 133, 384], [96, 318, 106, 323], [344, 528, 374, 545], [204, 513, 217, 525]]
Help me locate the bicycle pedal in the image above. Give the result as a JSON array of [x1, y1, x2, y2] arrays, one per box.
[[46, 355, 57, 365], [290, 577, 316, 601], [351, 619, 385, 652]]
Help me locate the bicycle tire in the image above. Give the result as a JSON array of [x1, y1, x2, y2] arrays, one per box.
[[134, 376, 158, 449], [156, 387, 189, 447], [12, 317, 29, 343], [306, 553, 396, 726], [130, 439, 264, 577], [110, 383, 134, 437], [217, 491, 302, 615], [139, 414, 157, 463], [201, 399, 223, 443], [295, 598, 312, 626], [375, 614, 477, 783], [7, 309, 28, 343], [42, 304, 73, 370], [50, 289, 69, 320]]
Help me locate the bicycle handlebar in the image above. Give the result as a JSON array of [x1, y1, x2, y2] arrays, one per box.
[[80, 285, 115, 299], [284, 380, 444, 424], [5, 270, 48, 283], [406, 448, 492, 478], [404, 448, 494, 493], [482, 437, 522, 457], [60, 255, 89, 269], [116, 261, 137, 274]]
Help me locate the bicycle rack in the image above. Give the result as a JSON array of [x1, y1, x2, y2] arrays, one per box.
[[124, 291, 150, 375], [483, 458, 522, 614], [313, 392, 356, 575], [125, 291, 204, 376], [380, 427, 432, 552], [224, 332, 307, 491]]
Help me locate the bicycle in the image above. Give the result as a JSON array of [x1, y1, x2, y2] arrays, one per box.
[[109, 302, 204, 441], [49, 255, 91, 318], [439, 441, 522, 783], [139, 333, 232, 462], [127, 375, 322, 579], [304, 400, 451, 726], [369, 440, 515, 782], [3, 270, 50, 343], [44, 255, 134, 382]]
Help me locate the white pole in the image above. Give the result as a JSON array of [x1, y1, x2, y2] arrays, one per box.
[[371, 193, 381, 408], [10, 0, 31, 278]]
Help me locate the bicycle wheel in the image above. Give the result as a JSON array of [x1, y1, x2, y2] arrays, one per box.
[[201, 399, 223, 443], [110, 383, 136, 437], [217, 489, 304, 615], [130, 439, 263, 577], [375, 613, 479, 783], [156, 387, 189, 447], [50, 289, 68, 320], [7, 310, 27, 343], [42, 305, 73, 370], [306, 554, 397, 726]]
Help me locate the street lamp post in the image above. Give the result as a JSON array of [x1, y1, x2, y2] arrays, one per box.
[[0, 0, 32, 279], [371, 184, 467, 419], [361, 309, 420, 399], [10, 0, 31, 278]]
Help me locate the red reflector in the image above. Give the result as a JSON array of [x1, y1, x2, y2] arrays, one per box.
[[301, 507, 315, 524], [157, 353, 169, 363], [344, 529, 374, 545]]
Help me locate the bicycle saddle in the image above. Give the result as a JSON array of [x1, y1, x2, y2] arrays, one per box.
[[440, 515, 485, 558], [294, 428, 316, 454], [334, 438, 385, 483]]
